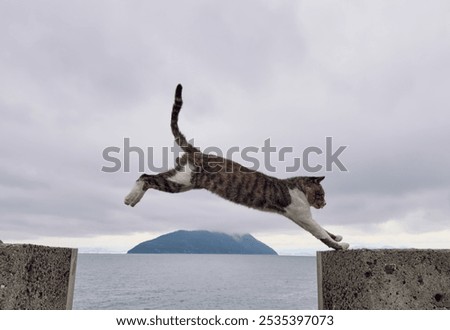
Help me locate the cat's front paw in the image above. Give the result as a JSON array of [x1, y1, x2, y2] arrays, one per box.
[[338, 242, 350, 250], [124, 181, 146, 207]]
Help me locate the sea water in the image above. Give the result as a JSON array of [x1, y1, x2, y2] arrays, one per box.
[[73, 254, 317, 310]]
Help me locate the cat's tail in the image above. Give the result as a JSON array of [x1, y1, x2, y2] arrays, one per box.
[[171, 84, 200, 153]]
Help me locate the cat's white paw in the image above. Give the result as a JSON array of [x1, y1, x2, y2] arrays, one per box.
[[334, 235, 343, 242], [124, 181, 146, 207], [339, 242, 350, 250]]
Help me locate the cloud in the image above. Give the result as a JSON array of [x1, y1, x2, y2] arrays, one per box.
[[1, 0, 449, 252]]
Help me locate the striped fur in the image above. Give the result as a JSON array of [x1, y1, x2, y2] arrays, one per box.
[[124, 85, 349, 250]]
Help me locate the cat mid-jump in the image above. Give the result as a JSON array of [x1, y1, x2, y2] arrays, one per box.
[[125, 85, 349, 250]]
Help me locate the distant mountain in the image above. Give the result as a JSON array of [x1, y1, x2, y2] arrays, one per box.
[[127, 230, 278, 255]]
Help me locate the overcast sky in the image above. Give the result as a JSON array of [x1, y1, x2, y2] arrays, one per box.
[[1, 0, 449, 254]]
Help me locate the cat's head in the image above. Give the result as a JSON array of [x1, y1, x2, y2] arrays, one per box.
[[303, 176, 326, 209]]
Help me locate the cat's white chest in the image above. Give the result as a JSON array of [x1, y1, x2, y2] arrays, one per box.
[[284, 188, 312, 221]]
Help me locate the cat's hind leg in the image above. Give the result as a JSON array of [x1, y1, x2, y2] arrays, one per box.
[[124, 169, 191, 207], [124, 179, 147, 207]]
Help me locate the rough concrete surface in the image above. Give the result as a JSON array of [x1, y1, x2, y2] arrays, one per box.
[[0, 244, 77, 310], [317, 249, 450, 310]]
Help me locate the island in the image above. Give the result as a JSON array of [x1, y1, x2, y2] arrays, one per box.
[[127, 230, 278, 255]]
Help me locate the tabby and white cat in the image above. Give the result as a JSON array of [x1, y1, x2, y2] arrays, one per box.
[[125, 85, 349, 250]]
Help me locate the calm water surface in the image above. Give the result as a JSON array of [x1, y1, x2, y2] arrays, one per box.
[[73, 254, 317, 310]]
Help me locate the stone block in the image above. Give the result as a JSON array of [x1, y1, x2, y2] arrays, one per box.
[[0, 244, 77, 310], [317, 249, 450, 309]]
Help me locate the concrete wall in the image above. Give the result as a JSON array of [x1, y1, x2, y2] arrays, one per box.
[[317, 249, 450, 309], [0, 243, 77, 310]]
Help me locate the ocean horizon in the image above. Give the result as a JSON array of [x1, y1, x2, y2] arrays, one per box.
[[73, 254, 318, 310]]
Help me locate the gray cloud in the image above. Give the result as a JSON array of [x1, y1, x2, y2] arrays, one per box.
[[1, 0, 449, 251]]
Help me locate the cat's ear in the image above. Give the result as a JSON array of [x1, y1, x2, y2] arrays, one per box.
[[315, 176, 325, 183]]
